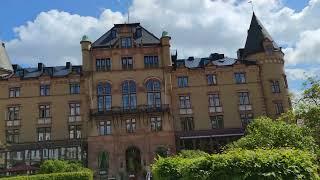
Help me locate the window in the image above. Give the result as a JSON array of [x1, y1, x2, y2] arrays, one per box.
[[126, 119, 136, 133], [275, 102, 284, 115], [207, 74, 217, 85], [96, 58, 111, 71], [210, 115, 224, 129], [150, 117, 162, 132], [99, 121, 112, 135], [146, 79, 161, 108], [6, 129, 19, 143], [144, 56, 159, 68], [177, 76, 188, 88], [181, 117, 194, 131], [179, 96, 191, 109], [39, 105, 50, 118], [121, 57, 133, 70], [271, 80, 281, 93], [209, 94, 220, 107], [121, 37, 132, 48], [37, 127, 51, 141], [135, 28, 142, 38], [40, 85, 50, 96], [7, 107, 20, 127], [122, 80, 137, 110], [9, 87, 20, 98], [283, 75, 288, 88], [240, 113, 253, 128], [66, 147, 77, 159], [239, 92, 250, 105], [179, 95, 192, 114], [70, 83, 80, 94], [70, 103, 80, 116], [97, 82, 112, 111], [69, 125, 81, 139], [234, 73, 246, 84]]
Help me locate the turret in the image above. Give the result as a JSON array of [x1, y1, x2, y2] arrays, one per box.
[[239, 13, 290, 118], [80, 35, 92, 72], [160, 31, 172, 66], [0, 41, 13, 76]]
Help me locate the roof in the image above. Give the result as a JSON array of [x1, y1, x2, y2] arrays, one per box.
[[0, 42, 13, 75], [242, 13, 280, 57], [1, 62, 81, 80], [174, 53, 246, 69], [92, 23, 160, 48]]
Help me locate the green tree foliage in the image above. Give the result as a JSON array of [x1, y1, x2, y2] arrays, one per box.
[[0, 171, 93, 180], [152, 149, 319, 180], [38, 160, 88, 174], [228, 117, 317, 152]]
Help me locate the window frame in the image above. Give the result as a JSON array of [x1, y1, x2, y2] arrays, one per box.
[[180, 117, 194, 131], [99, 120, 112, 136], [210, 115, 224, 129], [96, 58, 111, 71], [9, 87, 20, 98], [144, 56, 159, 68], [69, 125, 82, 139], [177, 76, 188, 88], [40, 84, 50, 96], [126, 118, 136, 133], [69, 83, 80, 94], [37, 127, 51, 142], [206, 74, 217, 86], [150, 116, 162, 132], [234, 72, 246, 84]]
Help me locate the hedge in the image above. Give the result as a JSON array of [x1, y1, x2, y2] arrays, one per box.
[[152, 149, 319, 180], [0, 171, 93, 180]]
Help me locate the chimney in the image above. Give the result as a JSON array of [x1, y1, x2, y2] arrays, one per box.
[[66, 62, 72, 69], [38, 63, 45, 71]]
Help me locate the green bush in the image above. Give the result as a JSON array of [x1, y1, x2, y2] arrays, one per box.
[[38, 160, 88, 174], [0, 171, 93, 180], [152, 149, 319, 180], [228, 117, 317, 152]]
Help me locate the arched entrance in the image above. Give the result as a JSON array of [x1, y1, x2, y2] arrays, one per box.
[[125, 146, 141, 177]]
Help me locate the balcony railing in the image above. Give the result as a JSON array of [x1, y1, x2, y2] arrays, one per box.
[[239, 105, 252, 111], [91, 104, 170, 117], [68, 115, 81, 123], [209, 106, 223, 113], [37, 117, 51, 125], [6, 120, 21, 127]]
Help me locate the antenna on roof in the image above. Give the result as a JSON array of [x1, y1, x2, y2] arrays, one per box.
[[248, 0, 254, 13], [127, 1, 130, 23]]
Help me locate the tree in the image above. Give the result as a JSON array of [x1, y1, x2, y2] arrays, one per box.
[[228, 117, 317, 152]]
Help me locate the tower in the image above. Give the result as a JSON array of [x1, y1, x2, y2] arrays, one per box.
[[238, 13, 290, 118], [80, 35, 92, 72], [0, 41, 13, 76]]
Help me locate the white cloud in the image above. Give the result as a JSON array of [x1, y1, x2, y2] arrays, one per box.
[[285, 67, 320, 81], [3, 0, 320, 68]]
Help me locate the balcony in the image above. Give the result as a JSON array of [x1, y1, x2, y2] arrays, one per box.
[[91, 104, 170, 117], [37, 117, 51, 125], [239, 105, 252, 111], [179, 108, 192, 115], [209, 106, 223, 113], [6, 120, 21, 127], [68, 115, 81, 123]]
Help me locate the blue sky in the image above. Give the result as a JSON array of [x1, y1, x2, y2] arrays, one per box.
[[1, 0, 319, 96]]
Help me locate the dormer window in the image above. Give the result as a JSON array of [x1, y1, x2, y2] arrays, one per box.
[[135, 28, 142, 38], [121, 37, 132, 48], [111, 29, 117, 39]]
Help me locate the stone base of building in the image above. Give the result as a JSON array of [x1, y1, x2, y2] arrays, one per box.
[[88, 131, 175, 180]]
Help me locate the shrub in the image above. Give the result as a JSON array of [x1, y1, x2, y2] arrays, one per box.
[[38, 160, 88, 174], [0, 171, 93, 180], [152, 149, 319, 180], [228, 117, 317, 152]]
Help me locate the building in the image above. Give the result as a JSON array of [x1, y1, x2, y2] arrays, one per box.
[[0, 13, 290, 179]]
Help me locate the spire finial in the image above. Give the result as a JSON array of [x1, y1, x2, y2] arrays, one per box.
[[248, 1, 254, 13]]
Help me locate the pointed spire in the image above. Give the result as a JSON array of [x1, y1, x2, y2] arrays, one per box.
[[0, 41, 13, 76], [242, 13, 279, 57]]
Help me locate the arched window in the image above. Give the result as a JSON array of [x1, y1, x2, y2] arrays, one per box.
[[146, 79, 161, 107], [97, 82, 112, 111], [122, 80, 137, 110]]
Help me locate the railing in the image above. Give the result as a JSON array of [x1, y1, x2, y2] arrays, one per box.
[[209, 106, 223, 113], [68, 115, 81, 123], [37, 117, 51, 125], [90, 104, 170, 117], [239, 105, 252, 111], [6, 120, 21, 127]]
